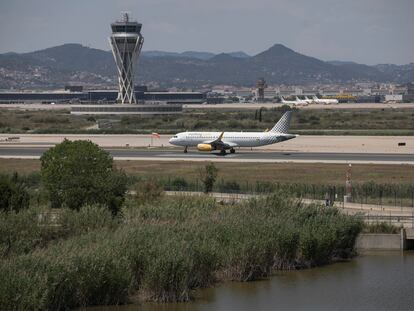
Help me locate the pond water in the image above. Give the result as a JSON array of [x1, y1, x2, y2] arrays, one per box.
[[85, 251, 414, 311]]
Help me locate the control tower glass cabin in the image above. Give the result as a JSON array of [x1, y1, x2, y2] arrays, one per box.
[[109, 13, 144, 104]]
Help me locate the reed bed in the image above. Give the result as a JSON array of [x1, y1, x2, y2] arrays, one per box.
[[0, 193, 362, 310]]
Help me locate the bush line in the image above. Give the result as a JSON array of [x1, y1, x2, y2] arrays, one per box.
[[0, 194, 363, 310]]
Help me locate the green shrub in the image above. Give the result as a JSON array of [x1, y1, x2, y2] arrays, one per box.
[[40, 140, 127, 214], [199, 163, 218, 193], [170, 177, 188, 191], [0, 174, 30, 212]]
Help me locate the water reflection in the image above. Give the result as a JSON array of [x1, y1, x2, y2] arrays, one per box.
[[84, 251, 414, 311]]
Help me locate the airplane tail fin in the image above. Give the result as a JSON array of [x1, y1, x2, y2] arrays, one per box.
[[270, 111, 292, 133]]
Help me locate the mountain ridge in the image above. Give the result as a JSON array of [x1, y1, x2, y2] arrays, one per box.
[[0, 43, 412, 89]]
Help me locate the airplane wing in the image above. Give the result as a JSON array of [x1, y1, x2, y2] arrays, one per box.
[[203, 132, 239, 149], [202, 132, 224, 144]]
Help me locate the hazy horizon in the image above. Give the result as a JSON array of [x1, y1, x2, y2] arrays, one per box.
[[0, 0, 413, 65]]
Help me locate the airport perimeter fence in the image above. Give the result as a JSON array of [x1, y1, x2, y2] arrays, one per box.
[[12, 172, 414, 209], [361, 213, 414, 228], [159, 177, 414, 208]]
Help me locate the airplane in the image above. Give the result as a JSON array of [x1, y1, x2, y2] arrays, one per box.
[[295, 96, 310, 105], [280, 96, 308, 106], [169, 111, 297, 155], [304, 96, 316, 104], [312, 95, 339, 105]]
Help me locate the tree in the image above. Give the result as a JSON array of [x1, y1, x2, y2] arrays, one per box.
[[199, 163, 218, 193], [0, 174, 30, 212], [40, 140, 127, 214]]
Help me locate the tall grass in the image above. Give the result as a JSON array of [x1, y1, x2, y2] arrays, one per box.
[[0, 230, 132, 310], [161, 177, 414, 206], [5, 107, 414, 134], [0, 193, 363, 310], [363, 222, 400, 234], [0, 205, 117, 259]]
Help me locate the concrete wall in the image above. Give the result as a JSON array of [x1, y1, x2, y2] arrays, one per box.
[[356, 233, 402, 250]]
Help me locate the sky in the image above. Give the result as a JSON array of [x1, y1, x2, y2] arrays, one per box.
[[0, 0, 413, 65]]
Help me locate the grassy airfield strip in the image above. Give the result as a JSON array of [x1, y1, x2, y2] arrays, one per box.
[[0, 108, 414, 135], [1, 158, 414, 185]]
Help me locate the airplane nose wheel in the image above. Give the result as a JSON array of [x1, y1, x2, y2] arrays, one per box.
[[184, 146, 188, 153], [230, 148, 235, 154]]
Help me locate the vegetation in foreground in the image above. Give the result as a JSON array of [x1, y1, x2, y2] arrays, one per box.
[[1, 107, 414, 134], [363, 222, 401, 234], [1, 159, 414, 207], [0, 194, 363, 310], [0, 140, 364, 310], [3, 159, 414, 186], [40, 139, 127, 213]]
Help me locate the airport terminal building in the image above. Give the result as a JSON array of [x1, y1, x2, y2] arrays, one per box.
[[0, 90, 205, 105], [0, 89, 205, 115], [0, 13, 207, 115]]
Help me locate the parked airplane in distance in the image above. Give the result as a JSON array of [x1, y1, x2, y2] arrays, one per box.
[[304, 96, 315, 104], [295, 96, 310, 105], [312, 95, 339, 105], [169, 111, 297, 154], [280, 96, 308, 106]]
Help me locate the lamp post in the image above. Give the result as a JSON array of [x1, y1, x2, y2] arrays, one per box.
[[344, 164, 352, 203]]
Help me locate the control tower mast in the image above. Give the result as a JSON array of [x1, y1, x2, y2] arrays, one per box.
[[109, 12, 144, 104], [256, 78, 267, 103]]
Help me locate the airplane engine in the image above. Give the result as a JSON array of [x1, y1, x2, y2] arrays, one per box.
[[197, 144, 214, 152]]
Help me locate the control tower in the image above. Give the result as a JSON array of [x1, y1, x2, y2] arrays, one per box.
[[109, 13, 144, 104], [256, 78, 267, 103]]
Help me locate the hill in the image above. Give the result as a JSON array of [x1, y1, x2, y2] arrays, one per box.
[[0, 43, 412, 89]]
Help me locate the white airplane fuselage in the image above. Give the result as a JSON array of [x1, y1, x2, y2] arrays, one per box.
[[169, 131, 296, 148], [312, 96, 339, 104], [280, 97, 308, 106]]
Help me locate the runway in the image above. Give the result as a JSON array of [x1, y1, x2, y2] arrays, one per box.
[[0, 146, 413, 164], [1, 134, 413, 154]]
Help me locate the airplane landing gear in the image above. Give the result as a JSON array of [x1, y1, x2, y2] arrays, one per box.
[[220, 149, 226, 155], [230, 148, 235, 154], [184, 146, 188, 153]]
